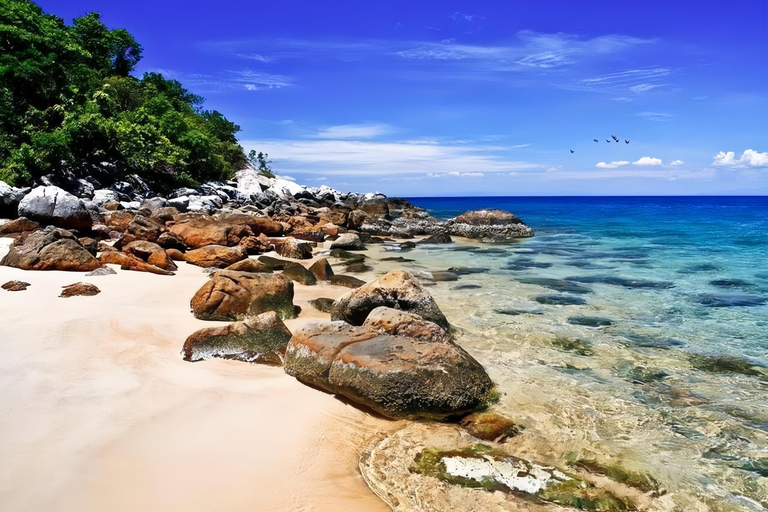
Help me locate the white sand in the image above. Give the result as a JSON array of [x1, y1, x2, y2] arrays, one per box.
[[0, 248, 395, 512]]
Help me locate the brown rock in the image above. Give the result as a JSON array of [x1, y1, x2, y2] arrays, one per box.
[[282, 262, 317, 285], [124, 214, 165, 243], [0, 217, 41, 238], [363, 306, 450, 342], [156, 231, 187, 251], [123, 240, 178, 271], [166, 248, 186, 261], [331, 270, 449, 330], [60, 282, 101, 298], [183, 245, 247, 268], [459, 412, 523, 442], [310, 297, 335, 313], [1, 227, 102, 272], [2, 280, 30, 291], [169, 213, 284, 249], [455, 209, 524, 226], [190, 270, 295, 321], [272, 237, 314, 259], [182, 311, 292, 364], [225, 258, 271, 273], [309, 257, 334, 281], [98, 251, 174, 275], [320, 223, 341, 237], [330, 275, 366, 288], [257, 255, 293, 270], [346, 209, 368, 230], [239, 233, 273, 254], [284, 322, 493, 419], [104, 210, 135, 232], [78, 237, 98, 256]]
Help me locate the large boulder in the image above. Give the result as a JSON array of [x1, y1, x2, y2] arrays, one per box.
[[363, 306, 449, 342], [448, 209, 533, 241], [183, 244, 247, 268], [182, 311, 292, 365], [0, 217, 41, 238], [331, 270, 449, 330], [98, 251, 175, 275], [17, 186, 92, 231], [308, 257, 334, 281], [169, 213, 283, 249], [272, 237, 314, 259], [123, 240, 177, 271], [190, 270, 295, 321], [284, 322, 493, 419], [0, 181, 26, 218], [1, 227, 101, 271], [329, 233, 365, 251]]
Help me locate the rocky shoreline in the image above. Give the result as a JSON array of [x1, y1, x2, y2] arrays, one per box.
[[0, 168, 655, 510]]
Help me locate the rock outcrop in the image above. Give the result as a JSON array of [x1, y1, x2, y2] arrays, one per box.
[[1, 227, 101, 271], [284, 322, 493, 419], [190, 270, 295, 321], [331, 270, 449, 330], [17, 186, 92, 231], [182, 311, 292, 364], [447, 209, 533, 241]]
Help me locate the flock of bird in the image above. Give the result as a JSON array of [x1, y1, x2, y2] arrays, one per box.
[[570, 135, 629, 153]]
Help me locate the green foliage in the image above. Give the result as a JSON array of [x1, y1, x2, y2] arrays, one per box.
[[248, 150, 275, 179], [0, 0, 246, 187]]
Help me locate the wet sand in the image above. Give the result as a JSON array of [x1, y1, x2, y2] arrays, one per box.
[[0, 243, 395, 512]]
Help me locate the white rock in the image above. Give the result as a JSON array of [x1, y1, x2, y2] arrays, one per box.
[[92, 189, 120, 206]]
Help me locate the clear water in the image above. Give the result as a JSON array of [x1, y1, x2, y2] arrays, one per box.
[[386, 196, 768, 510]]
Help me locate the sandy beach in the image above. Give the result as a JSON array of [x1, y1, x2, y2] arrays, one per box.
[[0, 240, 396, 512]]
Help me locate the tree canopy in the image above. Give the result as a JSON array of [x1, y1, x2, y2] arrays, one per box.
[[0, 0, 246, 188]]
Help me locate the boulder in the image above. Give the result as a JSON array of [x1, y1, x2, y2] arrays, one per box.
[[0, 217, 41, 238], [1, 227, 101, 271], [190, 270, 295, 321], [17, 186, 92, 231], [284, 322, 493, 419], [282, 262, 317, 285], [330, 233, 365, 251], [257, 255, 293, 270], [419, 233, 453, 244], [104, 210, 136, 232], [182, 311, 292, 365], [239, 233, 273, 255], [187, 194, 223, 214], [331, 270, 449, 330], [330, 275, 366, 288], [225, 258, 271, 273], [363, 306, 450, 342], [98, 251, 175, 275], [183, 245, 247, 268], [310, 297, 335, 313], [166, 248, 186, 261], [168, 213, 283, 249], [60, 282, 100, 298], [0, 181, 26, 218], [272, 237, 314, 259], [122, 214, 165, 244], [449, 209, 533, 241], [123, 240, 177, 271], [308, 257, 334, 281]]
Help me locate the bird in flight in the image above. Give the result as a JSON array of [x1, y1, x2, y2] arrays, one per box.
[[625, 140, 630, 144], [593, 139, 599, 143], [570, 149, 574, 153], [611, 135, 619, 142], [605, 139, 611, 143]]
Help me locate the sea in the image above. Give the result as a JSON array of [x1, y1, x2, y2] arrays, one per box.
[[391, 196, 768, 510]]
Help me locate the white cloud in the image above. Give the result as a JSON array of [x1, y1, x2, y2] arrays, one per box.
[[241, 139, 540, 177], [670, 160, 684, 166], [596, 161, 630, 168], [316, 123, 391, 139], [145, 68, 291, 93], [637, 112, 672, 122], [633, 157, 663, 166], [713, 149, 768, 168], [578, 68, 670, 94], [428, 172, 485, 177], [629, 83, 664, 93], [235, 53, 273, 63]]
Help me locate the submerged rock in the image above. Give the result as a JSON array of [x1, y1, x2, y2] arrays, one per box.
[[182, 311, 292, 364], [567, 316, 614, 327], [284, 322, 493, 419], [331, 270, 450, 330], [698, 294, 767, 307], [330, 275, 366, 288], [534, 294, 587, 306]]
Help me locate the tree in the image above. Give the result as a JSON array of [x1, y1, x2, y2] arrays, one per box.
[[248, 150, 275, 179]]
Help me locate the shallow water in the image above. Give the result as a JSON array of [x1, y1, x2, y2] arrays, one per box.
[[374, 196, 768, 510]]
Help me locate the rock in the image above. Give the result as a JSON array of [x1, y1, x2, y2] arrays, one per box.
[[2, 280, 30, 291], [91, 189, 121, 206], [78, 237, 98, 256], [104, 210, 135, 232], [308, 257, 334, 281], [183, 245, 247, 268], [330, 275, 366, 288], [98, 251, 175, 275], [187, 194, 223, 214], [284, 322, 493, 419], [17, 186, 92, 231], [329, 248, 366, 263], [448, 209, 533, 241], [331, 270, 449, 330], [168, 213, 283, 249], [60, 282, 100, 297], [458, 411, 523, 442], [310, 298, 335, 313], [86, 267, 117, 276], [282, 262, 317, 285], [329, 233, 365, 251], [346, 209, 368, 230], [167, 196, 189, 212], [0, 217, 41, 238], [0, 181, 27, 217], [166, 248, 186, 261], [272, 237, 314, 259], [239, 233, 273, 255], [344, 263, 372, 273], [123, 214, 165, 244], [123, 240, 177, 271], [257, 255, 294, 270], [182, 311, 292, 365], [1, 227, 102, 271], [190, 270, 295, 321], [225, 258, 271, 273], [358, 194, 390, 219], [419, 233, 453, 244], [363, 306, 450, 342], [156, 231, 186, 251]]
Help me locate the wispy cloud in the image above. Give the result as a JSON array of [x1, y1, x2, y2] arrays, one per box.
[[146, 68, 291, 93], [671, 160, 684, 166], [316, 123, 392, 139], [578, 67, 671, 94], [713, 149, 768, 168], [235, 53, 273, 63], [428, 171, 485, 177], [637, 111, 672, 122], [596, 161, 630, 168]]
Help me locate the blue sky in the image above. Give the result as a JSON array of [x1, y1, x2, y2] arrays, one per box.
[[39, 0, 768, 196]]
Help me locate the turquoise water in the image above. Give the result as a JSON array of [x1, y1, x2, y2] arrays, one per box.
[[392, 196, 768, 510]]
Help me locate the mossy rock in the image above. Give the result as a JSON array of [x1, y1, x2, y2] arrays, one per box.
[[552, 335, 594, 356]]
